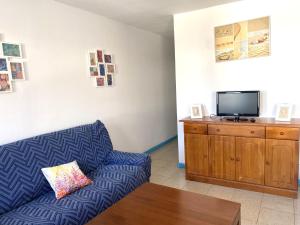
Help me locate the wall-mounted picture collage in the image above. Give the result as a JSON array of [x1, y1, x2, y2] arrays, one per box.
[[88, 49, 116, 87], [0, 40, 26, 93]]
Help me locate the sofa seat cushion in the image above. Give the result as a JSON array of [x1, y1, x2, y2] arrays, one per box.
[[0, 165, 147, 225]]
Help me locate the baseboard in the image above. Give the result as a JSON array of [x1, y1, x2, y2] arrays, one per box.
[[177, 163, 185, 169], [144, 135, 177, 154]]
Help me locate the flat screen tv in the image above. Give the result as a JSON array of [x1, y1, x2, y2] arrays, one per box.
[[216, 91, 260, 118]]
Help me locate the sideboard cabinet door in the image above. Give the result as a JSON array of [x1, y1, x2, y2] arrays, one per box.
[[236, 137, 265, 185], [209, 135, 235, 180], [265, 139, 298, 190], [185, 134, 209, 176]]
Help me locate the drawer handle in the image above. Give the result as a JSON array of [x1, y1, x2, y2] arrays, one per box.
[[250, 131, 255, 134], [236, 158, 240, 162], [230, 157, 235, 161], [216, 129, 220, 132], [266, 161, 270, 165], [280, 132, 284, 135]]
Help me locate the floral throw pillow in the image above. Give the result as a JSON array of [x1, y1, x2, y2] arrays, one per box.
[[41, 161, 92, 199]]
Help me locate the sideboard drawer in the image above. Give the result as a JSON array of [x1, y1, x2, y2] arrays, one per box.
[[184, 124, 207, 134], [266, 127, 300, 140], [208, 125, 265, 138]]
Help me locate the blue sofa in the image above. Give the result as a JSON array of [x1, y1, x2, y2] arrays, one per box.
[[0, 121, 151, 225]]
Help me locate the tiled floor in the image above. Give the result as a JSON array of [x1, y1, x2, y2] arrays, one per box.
[[150, 139, 299, 225]]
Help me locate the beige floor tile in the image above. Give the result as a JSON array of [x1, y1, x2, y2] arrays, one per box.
[[294, 198, 300, 215], [295, 214, 300, 225], [232, 189, 263, 203], [240, 200, 261, 221], [182, 180, 212, 195], [242, 219, 257, 225], [206, 184, 236, 201], [257, 208, 294, 225], [162, 174, 188, 189], [261, 193, 294, 214], [150, 175, 167, 185]]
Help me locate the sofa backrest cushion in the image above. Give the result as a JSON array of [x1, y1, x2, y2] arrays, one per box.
[[0, 120, 113, 215]]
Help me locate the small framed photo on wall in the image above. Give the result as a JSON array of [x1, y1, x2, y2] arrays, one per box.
[[96, 77, 105, 87], [97, 50, 104, 63], [1, 42, 22, 58], [10, 61, 25, 80], [99, 63, 106, 76], [190, 104, 203, 119], [0, 73, 13, 93], [104, 54, 112, 63], [89, 52, 97, 66], [275, 103, 293, 121], [0, 57, 8, 72], [89, 66, 98, 77], [106, 64, 115, 74]]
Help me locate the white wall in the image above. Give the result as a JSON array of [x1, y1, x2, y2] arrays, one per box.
[[174, 0, 300, 163], [0, 0, 177, 152]]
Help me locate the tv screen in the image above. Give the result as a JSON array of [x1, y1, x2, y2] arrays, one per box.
[[217, 91, 260, 117]]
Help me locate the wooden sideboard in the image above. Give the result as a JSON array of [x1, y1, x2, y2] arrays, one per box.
[[180, 117, 300, 198]]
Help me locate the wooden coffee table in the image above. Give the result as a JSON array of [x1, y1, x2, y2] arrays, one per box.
[[86, 183, 241, 225]]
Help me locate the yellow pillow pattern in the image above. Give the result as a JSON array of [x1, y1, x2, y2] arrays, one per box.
[[41, 161, 92, 199]]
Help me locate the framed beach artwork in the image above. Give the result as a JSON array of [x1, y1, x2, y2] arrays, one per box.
[[275, 103, 293, 122], [99, 63, 106, 76], [0, 57, 8, 72], [106, 64, 115, 74], [89, 52, 97, 66], [215, 16, 270, 62], [0, 73, 13, 93], [97, 50, 103, 63], [104, 54, 112, 63], [1, 42, 22, 58], [10, 61, 25, 80], [96, 77, 105, 87], [107, 74, 113, 86], [89, 67, 98, 77]]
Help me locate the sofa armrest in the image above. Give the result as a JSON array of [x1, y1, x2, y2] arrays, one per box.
[[105, 150, 151, 179]]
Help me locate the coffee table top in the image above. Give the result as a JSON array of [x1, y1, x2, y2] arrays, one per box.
[[86, 183, 241, 225]]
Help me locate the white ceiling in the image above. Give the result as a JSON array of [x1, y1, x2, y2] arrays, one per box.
[[54, 0, 241, 37]]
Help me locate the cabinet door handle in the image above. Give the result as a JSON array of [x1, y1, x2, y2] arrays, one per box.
[[266, 161, 270, 165], [204, 155, 208, 159], [216, 129, 220, 132], [236, 158, 240, 162], [250, 131, 255, 134], [230, 157, 235, 161], [280, 132, 284, 135]]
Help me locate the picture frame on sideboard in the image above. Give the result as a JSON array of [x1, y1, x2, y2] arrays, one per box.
[[275, 103, 293, 121], [190, 104, 203, 119]]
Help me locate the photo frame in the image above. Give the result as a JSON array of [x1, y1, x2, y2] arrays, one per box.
[[97, 50, 103, 63], [106, 64, 115, 74], [0, 57, 8, 72], [104, 54, 112, 63], [190, 104, 203, 119], [1, 42, 22, 58], [89, 52, 97, 66], [95, 77, 105, 87], [89, 66, 98, 77], [275, 103, 293, 122], [10, 61, 25, 80], [0, 73, 13, 93], [107, 74, 113, 86], [99, 63, 106, 76]]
